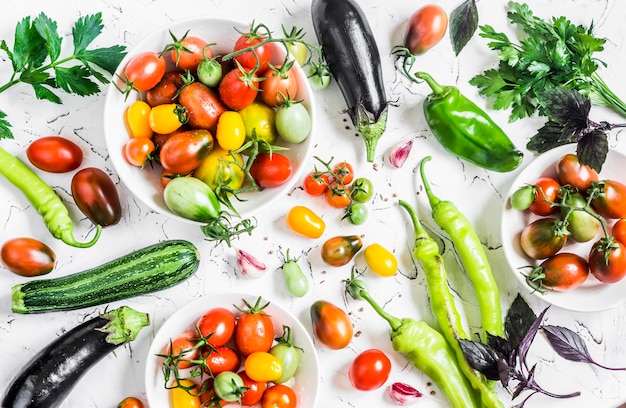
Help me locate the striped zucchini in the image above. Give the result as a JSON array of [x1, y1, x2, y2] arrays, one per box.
[[11, 240, 200, 314]]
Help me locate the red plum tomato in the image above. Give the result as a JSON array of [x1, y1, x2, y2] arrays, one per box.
[[589, 239, 626, 283], [26, 136, 83, 173], [159, 129, 214, 174], [234, 300, 275, 357], [555, 154, 599, 192], [525, 252, 589, 292], [145, 70, 184, 107], [614, 219, 626, 246], [529, 177, 560, 216], [520, 218, 566, 260], [348, 349, 392, 391], [71, 168, 122, 227], [404, 4, 449, 55], [197, 307, 236, 347], [249, 152, 293, 188], [591, 179, 626, 219], [179, 81, 227, 132], [1, 237, 55, 277], [310, 300, 353, 350]]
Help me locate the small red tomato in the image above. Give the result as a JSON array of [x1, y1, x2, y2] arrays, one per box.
[[555, 153, 599, 192], [117, 396, 144, 408], [302, 170, 329, 196], [614, 219, 626, 246], [589, 239, 626, 284], [202, 345, 241, 375], [122, 51, 167, 92], [233, 31, 273, 74], [123, 137, 155, 167], [218, 66, 261, 111], [145, 70, 184, 107], [249, 152, 293, 188], [332, 161, 354, 185], [165, 331, 199, 369], [348, 349, 392, 391], [404, 4, 449, 55], [261, 384, 297, 408], [529, 177, 561, 216], [167, 34, 210, 71], [239, 371, 267, 406], [26, 136, 83, 173], [197, 307, 236, 347], [591, 179, 626, 219], [524, 252, 589, 292], [71, 168, 122, 227], [310, 300, 353, 350], [325, 187, 352, 209], [1, 237, 55, 277], [260, 65, 298, 107], [159, 129, 214, 174], [178, 82, 227, 132], [234, 298, 275, 357]]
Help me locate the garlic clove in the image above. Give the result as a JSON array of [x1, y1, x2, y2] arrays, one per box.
[[388, 139, 414, 168], [389, 382, 423, 405], [235, 248, 266, 278]]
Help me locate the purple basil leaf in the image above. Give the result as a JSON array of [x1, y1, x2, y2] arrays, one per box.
[[538, 88, 591, 128], [577, 129, 609, 173], [518, 307, 549, 370], [449, 0, 479, 55], [487, 332, 514, 358], [505, 294, 537, 349], [459, 338, 504, 380]]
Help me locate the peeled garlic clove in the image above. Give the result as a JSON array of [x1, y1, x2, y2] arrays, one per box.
[[235, 248, 266, 278], [388, 139, 414, 168], [389, 382, 422, 405]]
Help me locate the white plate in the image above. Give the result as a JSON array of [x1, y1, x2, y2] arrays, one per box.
[[145, 292, 319, 407], [501, 144, 626, 312], [103, 17, 316, 223]]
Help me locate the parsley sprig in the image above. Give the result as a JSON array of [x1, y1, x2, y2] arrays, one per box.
[[470, 2, 626, 122], [0, 12, 127, 139]]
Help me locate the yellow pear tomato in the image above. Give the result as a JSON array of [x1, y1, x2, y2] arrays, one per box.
[[216, 110, 246, 151], [125, 100, 153, 139], [244, 351, 283, 382], [364, 243, 398, 277]]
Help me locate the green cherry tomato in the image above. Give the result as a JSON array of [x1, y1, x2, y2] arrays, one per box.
[[510, 185, 534, 211], [197, 57, 223, 88], [561, 192, 600, 243], [350, 177, 374, 203], [307, 63, 331, 91], [269, 326, 302, 384], [345, 202, 368, 225], [281, 251, 309, 297], [213, 371, 246, 402], [286, 41, 308, 66], [321, 235, 363, 267], [276, 102, 311, 144]]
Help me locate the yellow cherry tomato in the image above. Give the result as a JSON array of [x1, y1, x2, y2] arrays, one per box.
[[170, 379, 201, 408], [216, 110, 246, 151], [194, 147, 245, 191], [125, 100, 153, 139], [238, 101, 278, 145], [149, 103, 186, 134], [244, 351, 283, 382], [364, 243, 398, 277], [286, 205, 325, 238]]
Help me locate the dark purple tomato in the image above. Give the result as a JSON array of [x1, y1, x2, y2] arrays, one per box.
[[71, 168, 122, 226], [519, 218, 567, 260]]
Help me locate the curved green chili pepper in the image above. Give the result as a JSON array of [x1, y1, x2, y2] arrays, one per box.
[[419, 156, 504, 340], [0, 147, 101, 248], [399, 199, 503, 408], [344, 271, 480, 408]]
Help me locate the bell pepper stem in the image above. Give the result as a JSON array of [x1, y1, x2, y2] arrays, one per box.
[[415, 72, 446, 96], [357, 288, 402, 331], [419, 156, 442, 208]]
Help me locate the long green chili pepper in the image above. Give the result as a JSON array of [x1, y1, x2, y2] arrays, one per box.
[[419, 156, 504, 340], [344, 271, 480, 408], [393, 48, 522, 172], [398, 199, 503, 408], [0, 147, 101, 248]]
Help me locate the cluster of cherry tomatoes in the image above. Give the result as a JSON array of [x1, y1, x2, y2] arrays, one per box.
[[118, 22, 313, 220], [161, 297, 301, 408], [510, 153, 626, 292]]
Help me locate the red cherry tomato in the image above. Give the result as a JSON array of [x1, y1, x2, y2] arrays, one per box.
[[233, 32, 273, 74], [261, 384, 297, 408], [167, 34, 210, 71], [71, 167, 122, 227], [589, 239, 626, 284], [26, 136, 83, 173], [302, 170, 329, 196], [260, 65, 298, 107], [348, 348, 392, 391], [122, 51, 166, 92], [404, 4, 449, 55], [165, 331, 199, 369], [234, 298, 275, 357], [529, 177, 561, 216], [332, 161, 354, 185], [239, 371, 267, 406], [325, 186, 352, 209], [218, 66, 260, 111], [202, 345, 241, 375], [249, 152, 293, 188], [123, 137, 155, 167], [117, 397, 144, 408], [591, 179, 626, 219], [555, 153, 599, 192], [614, 219, 626, 246], [1, 237, 56, 277], [197, 307, 236, 347]]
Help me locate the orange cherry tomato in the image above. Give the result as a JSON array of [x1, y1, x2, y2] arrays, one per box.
[[325, 187, 351, 208], [117, 396, 144, 408]]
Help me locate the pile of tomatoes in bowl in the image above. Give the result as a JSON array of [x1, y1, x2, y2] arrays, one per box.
[[103, 18, 315, 224], [501, 145, 626, 312]]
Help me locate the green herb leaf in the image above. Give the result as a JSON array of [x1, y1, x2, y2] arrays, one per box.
[[33, 12, 62, 63], [76, 46, 127, 76], [32, 83, 62, 104], [0, 111, 13, 139], [55, 65, 100, 95], [13, 16, 47, 71], [449, 0, 478, 56], [72, 13, 104, 53]]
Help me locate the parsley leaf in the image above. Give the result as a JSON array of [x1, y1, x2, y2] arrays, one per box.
[[0, 12, 127, 139], [471, 1, 626, 121]]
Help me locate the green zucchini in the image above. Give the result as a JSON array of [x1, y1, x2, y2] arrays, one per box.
[[11, 240, 200, 314]]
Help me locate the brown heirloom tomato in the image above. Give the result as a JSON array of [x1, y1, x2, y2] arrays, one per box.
[[589, 239, 626, 284], [404, 4, 448, 55], [159, 129, 214, 174], [321, 235, 363, 266], [520, 218, 566, 260], [26, 136, 83, 173], [71, 168, 122, 227], [555, 153, 599, 192], [1, 237, 56, 277], [178, 81, 227, 132], [145, 70, 184, 107], [310, 300, 353, 349], [529, 177, 560, 216], [524, 252, 589, 292]]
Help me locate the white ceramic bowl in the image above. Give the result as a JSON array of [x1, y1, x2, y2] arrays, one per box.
[[501, 144, 626, 312], [145, 292, 319, 407], [103, 17, 315, 223]]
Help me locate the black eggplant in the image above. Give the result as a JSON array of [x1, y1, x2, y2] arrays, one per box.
[[312, 0, 388, 162], [2, 306, 149, 408]]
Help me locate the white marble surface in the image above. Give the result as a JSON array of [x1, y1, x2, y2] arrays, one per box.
[[1, 0, 626, 407]]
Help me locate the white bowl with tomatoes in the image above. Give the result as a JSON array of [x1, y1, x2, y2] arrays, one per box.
[[103, 17, 316, 223], [501, 144, 626, 312], [144, 292, 319, 407]]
